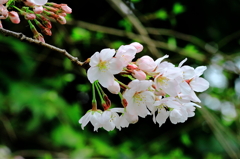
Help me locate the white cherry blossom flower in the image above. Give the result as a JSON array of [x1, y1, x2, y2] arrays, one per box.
[[79, 109, 102, 131], [152, 99, 170, 127], [87, 48, 122, 88], [100, 108, 123, 131], [123, 80, 155, 118]]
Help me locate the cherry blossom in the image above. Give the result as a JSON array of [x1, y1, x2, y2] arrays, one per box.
[[123, 80, 155, 118], [80, 43, 210, 131], [79, 109, 102, 131], [87, 48, 122, 88]]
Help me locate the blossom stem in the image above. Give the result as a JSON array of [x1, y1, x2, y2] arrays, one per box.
[[116, 80, 129, 89], [91, 82, 97, 111], [13, 6, 22, 12], [94, 81, 105, 103]]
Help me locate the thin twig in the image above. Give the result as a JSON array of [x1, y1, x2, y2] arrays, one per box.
[[67, 20, 206, 61], [0, 28, 84, 66], [106, 0, 161, 57]]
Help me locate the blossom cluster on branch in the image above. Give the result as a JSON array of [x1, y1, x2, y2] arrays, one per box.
[[0, 0, 71, 42], [79, 42, 209, 131]]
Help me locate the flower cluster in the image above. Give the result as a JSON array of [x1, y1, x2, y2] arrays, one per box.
[[0, 0, 72, 42], [79, 42, 209, 131]]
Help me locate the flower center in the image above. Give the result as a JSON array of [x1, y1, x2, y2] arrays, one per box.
[[156, 75, 169, 85], [97, 61, 109, 72]]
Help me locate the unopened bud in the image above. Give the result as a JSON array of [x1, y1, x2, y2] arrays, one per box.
[[33, 5, 43, 14], [42, 28, 52, 36], [126, 63, 138, 70], [60, 4, 72, 14], [103, 95, 111, 108], [132, 70, 146, 80], [25, 13, 36, 20], [122, 98, 128, 107], [34, 33, 45, 42], [44, 6, 59, 13], [58, 12, 66, 17], [46, 2, 60, 8], [130, 42, 143, 53], [9, 11, 20, 24], [136, 55, 156, 72], [56, 15, 66, 24], [0, 4, 8, 19], [36, 14, 52, 28]]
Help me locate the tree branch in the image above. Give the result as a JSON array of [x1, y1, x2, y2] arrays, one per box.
[[0, 28, 84, 66]]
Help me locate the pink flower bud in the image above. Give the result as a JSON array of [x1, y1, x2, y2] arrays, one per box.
[[42, 28, 52, 36], [132, 70, 146, 80], [58, 12, 66, 17], [0, 0, 8, 5], [9, 11, 20, 24], [33, 5, 43, 14], [130, 42, 143, 53], [23, 0, 35, 6], [107, 81, 120, 94], [34, 33, 45, 42], [0, 4, 8, 19], [56, 15, 66, 24], [25, 13, 36, 20], [60, 4, 72, 14], [136, 55, 156, 72], [126, 63, 138, 70]]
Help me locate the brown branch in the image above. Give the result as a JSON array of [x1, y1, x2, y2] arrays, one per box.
[[67, 20, 206, 62], [0, 28, 84, 66], [106, 0, 161, 57]]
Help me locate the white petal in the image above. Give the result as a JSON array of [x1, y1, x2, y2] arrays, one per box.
[[89, 52, 100, 66], [178, 58, 187, 67], [87, 67, 99, 83], [98, 72, 115, 88], [154, 55, 169, 66], [191, 77, 209, 92], [181, 66, 195, 79], [195, 66, 207, 77], [156, 109, 169, 127], [109, 58, 123, 74], [99, 48, 115, 61]]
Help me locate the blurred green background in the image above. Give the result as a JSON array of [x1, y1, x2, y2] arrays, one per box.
[[0, 0, 240, 158]]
